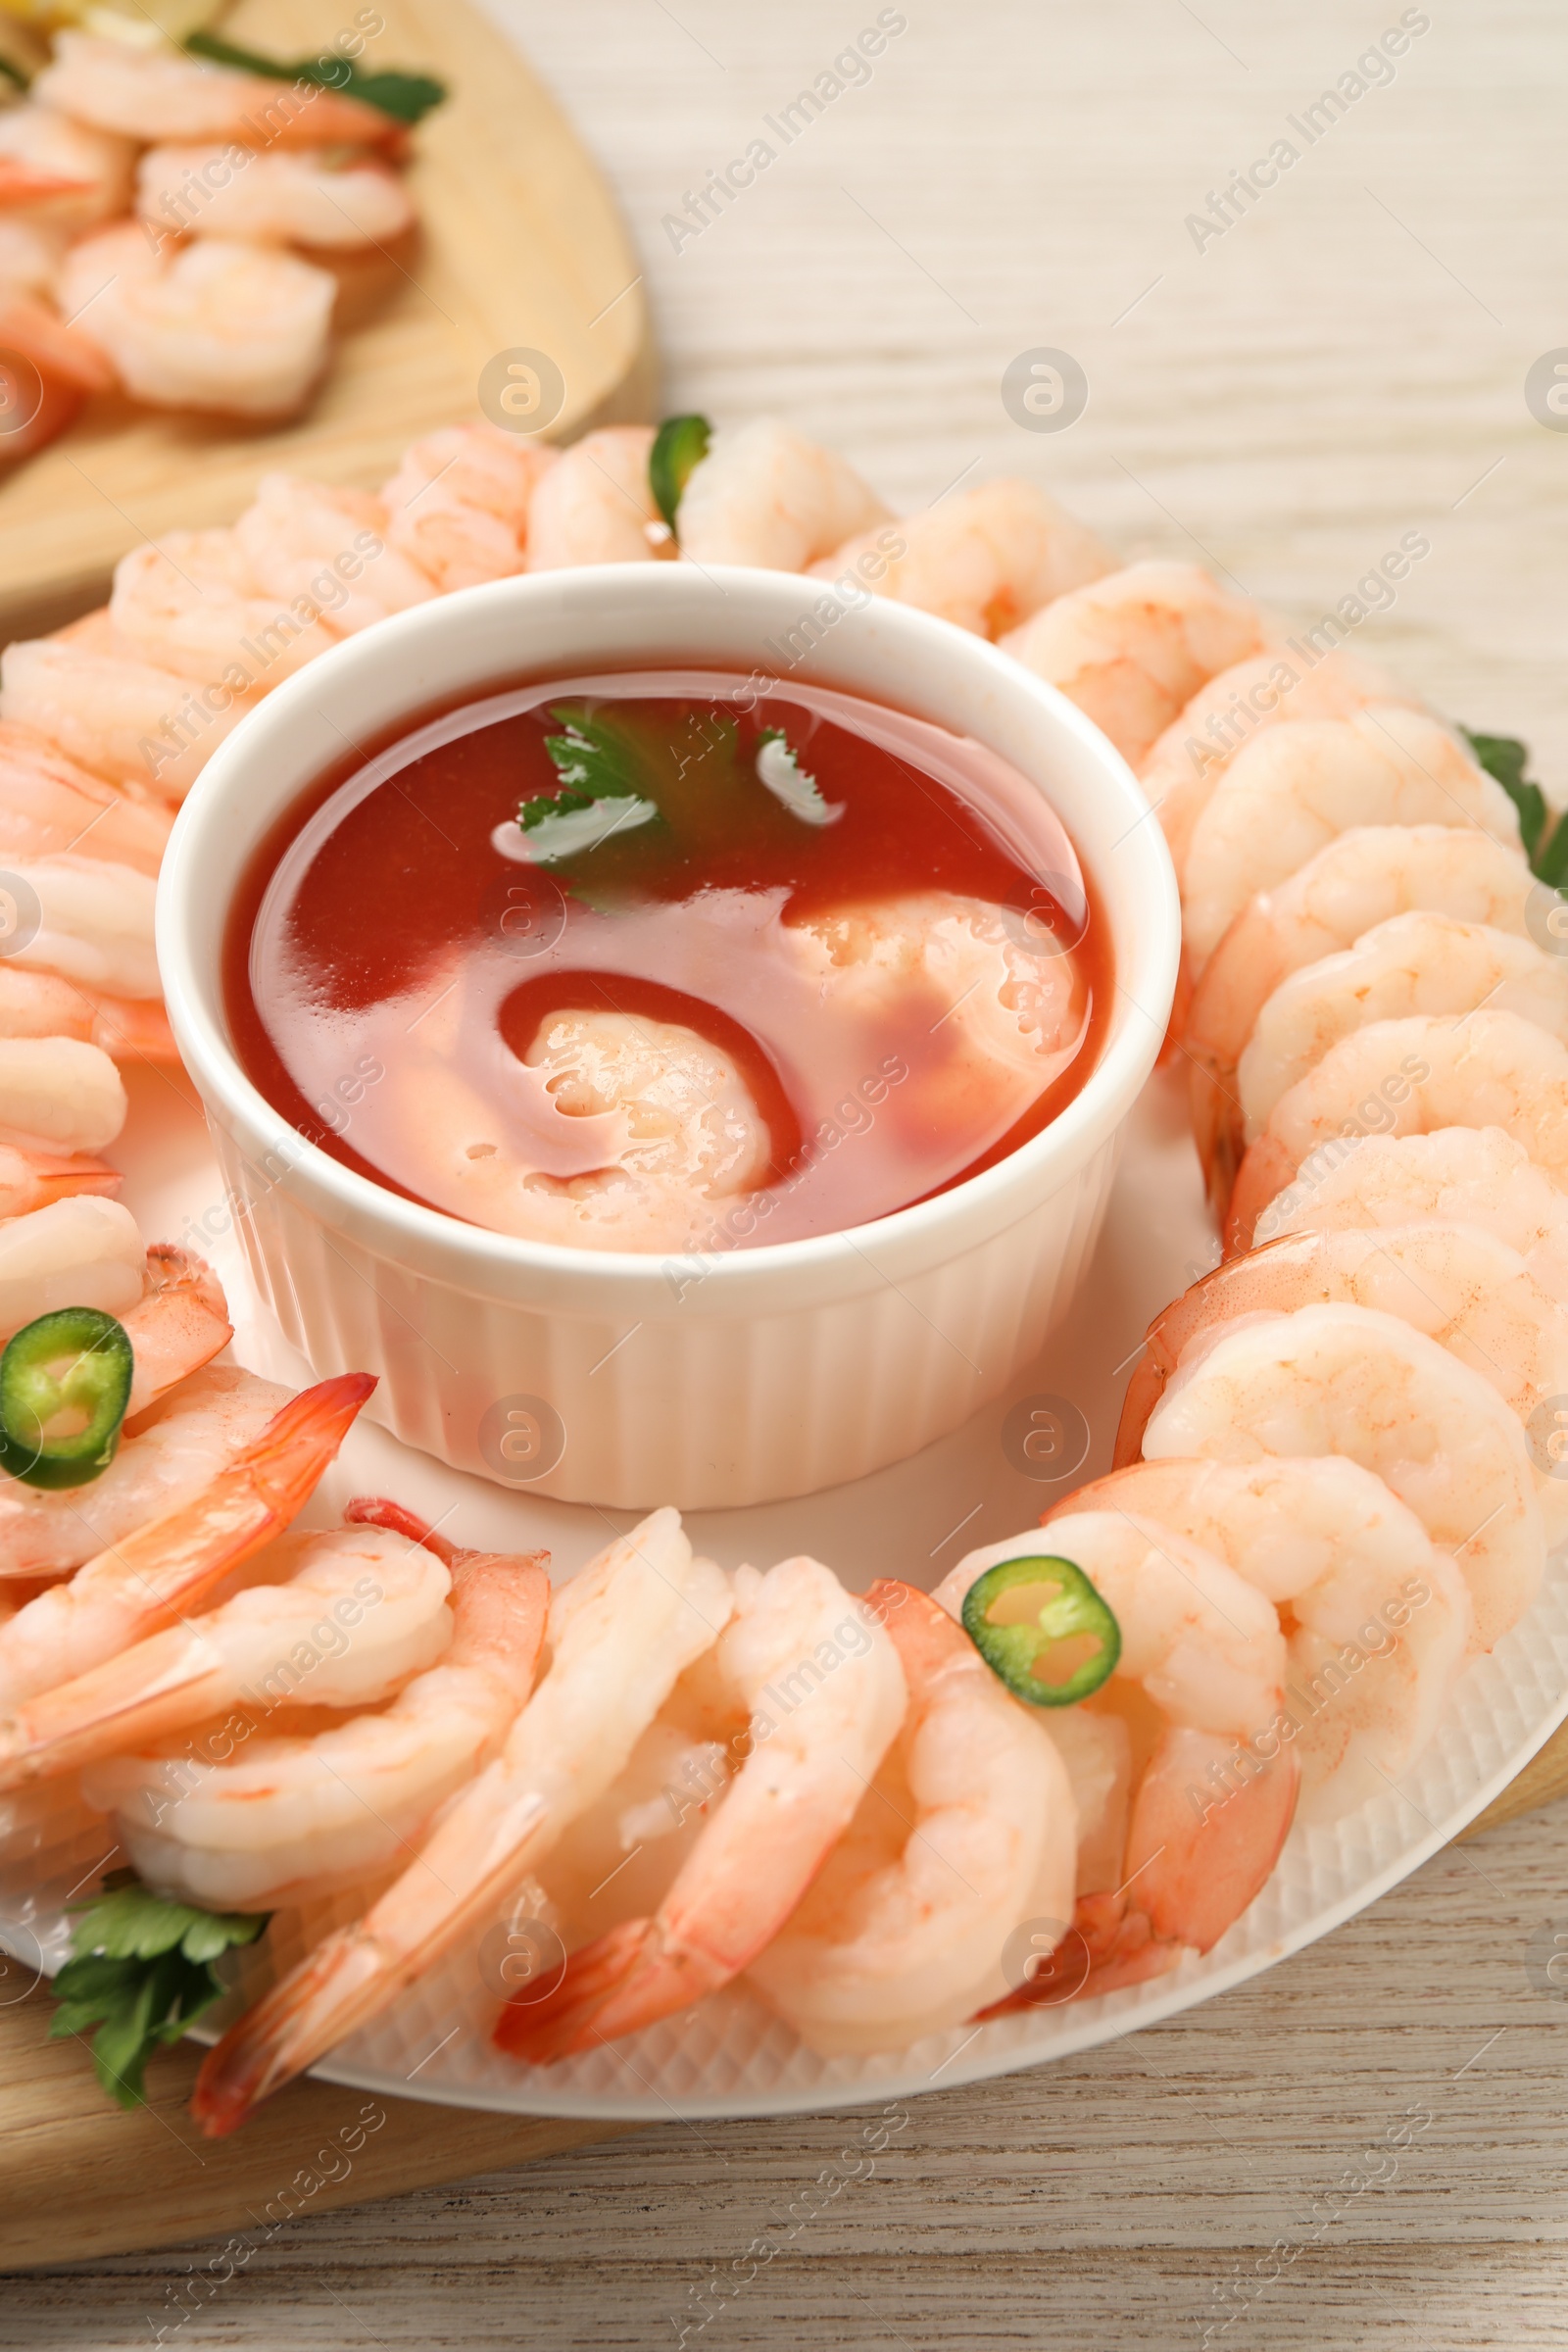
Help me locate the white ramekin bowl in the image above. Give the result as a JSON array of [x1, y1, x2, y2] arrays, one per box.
[[158, 565, 1178, 1509]]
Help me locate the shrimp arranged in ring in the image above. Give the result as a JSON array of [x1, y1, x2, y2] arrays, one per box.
[[1179, 709, 1522, 969], [497, 1554, 906, 2063], [136, 144, 416, 253], [1114, 1223, 1568, 1540], [0, 1141, 120, 1220], [743, 1579, 1075, 2055], [0, 855, 158, 1001], [1139, 648, 1420, 873], [235, 473, 436, 632], [0, 1372, 373, 1704], [35, 34, 400, 152], [1142, 1302, 1544, 1654], [110, 530, 339, 684], [1000, 562, 1273, 768], [676, 417, 890, 571], [935, 1519, 1297, 1997], [813, 477, 1114, 640], [0, 720, 172, 877], [380, 423, 558, 593], [1056, 1459, 1471, 1821], [85, 1513, 551, 1911], [0, 1034, 124, 1154], [1237, 914, 1568, 1141], [526, 426, 663, 569], [0, 1192, 144, 1338], [1256, 1126, 1568, 1304], [58, 223, 337, 418], [192, 1510, 731, 2135], [1185, 826, 1534, 1205], [0, 1524, 455, 1792], [1228, 1011, 1568, 1253], [0, 965, 176, 1064], [0, 628, 263, 802]]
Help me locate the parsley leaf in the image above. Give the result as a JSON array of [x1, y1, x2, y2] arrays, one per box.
[[48, 1869, 268, 2110], [514, 707, 663, 864], [184, 31, 447, 124], [1463, 728, 1549, 863], [755, 729, 843, 828]]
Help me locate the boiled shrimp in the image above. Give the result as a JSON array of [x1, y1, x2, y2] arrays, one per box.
[[525, 426, 663, 569], [676, 417, 889, 571], [0, 967, 177, 1064], [0, 854, 157, 999], [0, 1034, 124, 1153], [1142, 1301, 1544, 1654], [497, 1553, 906, 2063], [1114, 1222, 1568, 1541], [0, 104, 132, 230], [0, 1142, 120, 1221], [0, 285, 115, 463], [1238, 914, 1568, 1141], [1178, 709, 1522, 969], [192, 1509, 731, 2134], [0, 1523, 455, 1791], [0, 1371, 373, 1702], [0, 627, 264, 801], [235, 472, 436, 631], [1139, 647, 1420, 875], [0, 1191, 143, 1337], [1000, 562, 1273, 768], [936, 1518, 1297, 1996], [137, 143, 415, 252], [110, 529, 339, 684], [814, 476, 1114, 640], [1255, 1126, 1568, 1305], [0, 719, 172, 876], [36, 33, 399, 151], [379, 422, 558, 594], [87, 1515, 551, 1910], [58, 223, 336, 417], [119, 1244, 234, 1417], [1184, 825, 1533, 1205], [745, 1579, 1076, 2055], [1057, 1459, 1471, 1821], [1228, 1010, 1568, 1253]]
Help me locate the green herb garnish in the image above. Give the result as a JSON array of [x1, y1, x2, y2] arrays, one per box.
[[0, 1306, 133, 1491], [0, 55, 29, 93], [755, 728, 842, 828], [184, 31, 447, 124], [49, 1870, 269, 2110], [1463, 727, 1568, 886], [517, 784, 661, 862], [961, 1554, 1120, 1708], [648, 414, 712, 535], [515, 706, 664, 863]]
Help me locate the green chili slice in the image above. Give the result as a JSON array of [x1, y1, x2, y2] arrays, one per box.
[[648, 413, 712, 535], [0, 1306, 133, 1490], [961, 1553, 1120, 1707]]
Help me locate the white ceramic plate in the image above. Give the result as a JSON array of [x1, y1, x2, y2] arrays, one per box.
[[4, 1059, 1566, 2122]]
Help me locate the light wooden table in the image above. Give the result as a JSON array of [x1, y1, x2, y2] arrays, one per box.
[[9, 2, 1568, 2343]]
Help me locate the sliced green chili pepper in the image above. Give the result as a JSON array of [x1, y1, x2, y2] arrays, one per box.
[[648, 413, 712, 535], [0, 1306, 133, 1490], [961, 1553, 1120, 1707]]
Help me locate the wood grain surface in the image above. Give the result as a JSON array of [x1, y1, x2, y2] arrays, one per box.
[[5, 1, 1568, 2343], [0, 0, 654, 640]]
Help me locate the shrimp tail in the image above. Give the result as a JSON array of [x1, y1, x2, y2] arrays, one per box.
[[1224, 1135, 1295, 1255], [1128, 1727, 1299, 1952], [0, 1145, 122, 1216], [494, 1916, 723, 2066], [343, 1494, 459, 1566], [122, 1244, 232, 1417], [192, 1920, 394, 2138]]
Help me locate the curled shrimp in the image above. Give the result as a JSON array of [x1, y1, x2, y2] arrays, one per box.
[[745, 1579, 1076, 2055], [0, 1192, 143, 1337], [0, 285, 115, 463], [119, 1243, 234, 1416], [1142, 1301, 1544, 1655], [1238, 913, 1568, 1143], [235, 472, 436, 632], [0, 717, 172, 876], [0, 1034, 124, 1154], [0, 854, 157, 1000], [36, 34, 400, 152], [0, 1371, 373, 1704], [1256, 1126, 1568, 1304], [1000, 561, 1273, 768], [0, 967, 177, 1065], [936, 1519, 1297, 1997], [58, 223, 336, 418], [0, 627, 261, 802], [136, 142, 415, 252], [525, 427, 663, 569], [110, 529, 339, 684], [496, 1554, 907, 2064], [1178, 709, 1521, 970], [1139, 647, 1419, 875], [1056, 1459, 1471, 1821], [0, 1524, 455, 1792], [814, 476, 1114, 640], [0, 103, 131, 226], [192, 1509, 731, 2135], [1114, 1222, 1568, 1540], [676, 417, 889, 570], [0, 1141, 121, 1220], [1228, 1010, 1568, 1253], [85, 1510, 551, 1910], [379, 423, 558, 593], [1186, 825, 1533, 1209]]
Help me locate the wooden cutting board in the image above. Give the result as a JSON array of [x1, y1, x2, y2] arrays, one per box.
[[0, 1721, 1562, 2274], [0, 0, 656, 641]]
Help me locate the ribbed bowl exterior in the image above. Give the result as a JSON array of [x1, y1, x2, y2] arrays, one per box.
[[161, 565, 1178, 1513]]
